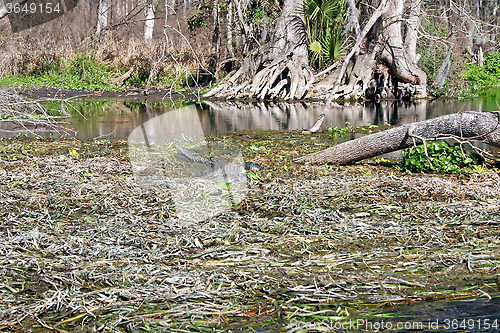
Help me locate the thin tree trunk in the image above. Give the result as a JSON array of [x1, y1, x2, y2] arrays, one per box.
[[478, 46, 484, 66], [434, 40, 453, 90], [404, 0, 421, 63], [96, 0, 111, 35], [226, 0, 234, 57], [294, 111, 500, 165], [144, 1, 155, 42], [212, 0, 220, 56]]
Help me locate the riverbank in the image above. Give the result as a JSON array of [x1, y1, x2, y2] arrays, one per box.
[[11, 86, 202, 102], [1, 132, 499, 332]]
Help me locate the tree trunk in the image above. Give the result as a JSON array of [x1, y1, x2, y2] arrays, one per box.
[[144, 1, 155, 42], [318, 0, 427, 102], [345, 0, 360, 39], [205, 0, 427, 102], [381, 0, 426, 88], [96, 0, 111, 35], [294, 111, 500, 165], [211, 0, 220, 57], [204, 0, 312, 100], [235, 0, 253, 54], [404, 0, 421, 64], [434, 41, 453, 90], [226, 0, 234, 57]]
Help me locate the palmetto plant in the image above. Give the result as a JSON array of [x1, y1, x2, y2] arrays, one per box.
[[303, 0, 347, 69]]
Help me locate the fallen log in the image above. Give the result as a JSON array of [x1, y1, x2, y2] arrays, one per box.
[[111, 67, 134, 86], [294, 111, 500, 165]]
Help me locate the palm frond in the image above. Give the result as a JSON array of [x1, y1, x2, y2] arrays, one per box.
[[302, 0, 347, 69]]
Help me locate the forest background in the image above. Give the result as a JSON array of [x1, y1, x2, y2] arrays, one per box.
[[0, 0, 499, 98]]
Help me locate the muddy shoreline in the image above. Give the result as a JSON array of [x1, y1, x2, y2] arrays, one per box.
[[0, 132, 499, 332], [13, 86, 201, 102]]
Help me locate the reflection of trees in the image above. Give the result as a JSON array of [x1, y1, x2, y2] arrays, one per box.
[[202, 100, 429, 134], [0, 101, 181, 140], [13, 97, 494, 140]]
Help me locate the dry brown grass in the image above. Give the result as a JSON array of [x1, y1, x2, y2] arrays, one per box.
[[0, 0, 214, 80]]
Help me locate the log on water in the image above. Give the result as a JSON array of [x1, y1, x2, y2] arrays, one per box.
[[294, 111, 500, 165]]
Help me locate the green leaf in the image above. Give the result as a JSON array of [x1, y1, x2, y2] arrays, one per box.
[[309, 41, 322, 53], [217, 180, 230, 190], [68, 148, 79, 157]]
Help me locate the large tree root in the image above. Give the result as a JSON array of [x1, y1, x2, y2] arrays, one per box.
[[204, 53, 313, 100], [204, 0, 312, 101], [205, 0, 428, 103], [294, 111, 500, 165]]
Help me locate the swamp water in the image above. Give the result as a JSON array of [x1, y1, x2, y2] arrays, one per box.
[[2, 95, 500, 140], [4, 94, 500, 331]]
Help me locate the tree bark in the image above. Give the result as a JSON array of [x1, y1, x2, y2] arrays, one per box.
[[226, 0, 235, 57], [204, 0, 312, 100], [380, 0, 427, 91], [318, 0, 427, 102], [144, 0, 155, 42], [404, 0, 421, 64], [205, 0, 427, 102], [324, 0, 388, 103], [96, 0, 111, 35], [211, 0, 220, 57], [294, 111, 500, 165], [345, 0, 360, 39], [434, 41, 453, 90]]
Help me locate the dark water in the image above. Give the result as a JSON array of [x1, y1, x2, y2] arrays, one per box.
[[221, 295, 500, 332], [384, 294, 500, 332], [2, 94, 500, 140]]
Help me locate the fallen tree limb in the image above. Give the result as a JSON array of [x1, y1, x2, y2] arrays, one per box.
[[294, 111, 500, 165], [111, 67, 134, 86]]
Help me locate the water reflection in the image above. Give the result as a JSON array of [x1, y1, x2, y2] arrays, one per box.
[[1, 94, 500, 140], [201, 100, 428, 134]]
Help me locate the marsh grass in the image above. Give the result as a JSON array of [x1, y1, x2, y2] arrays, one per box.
[[0, 131, 499, 332], [0, 53, 212, 94], [0, 53, 125, 92]]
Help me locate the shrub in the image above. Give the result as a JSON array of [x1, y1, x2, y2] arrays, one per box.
[[464, 52, 500, 88]]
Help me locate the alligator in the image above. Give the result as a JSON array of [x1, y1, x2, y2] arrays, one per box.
[[177, 146, 263, 183]]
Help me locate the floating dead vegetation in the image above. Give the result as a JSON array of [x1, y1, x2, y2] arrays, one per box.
[[0, 135, 499, 332]]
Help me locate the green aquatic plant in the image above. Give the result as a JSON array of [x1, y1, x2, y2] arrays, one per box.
[[327, 121, 352, 136], [402, 141, 480, 173]]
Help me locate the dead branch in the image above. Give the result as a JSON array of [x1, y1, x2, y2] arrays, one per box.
[[0, 89, 76, 138]]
